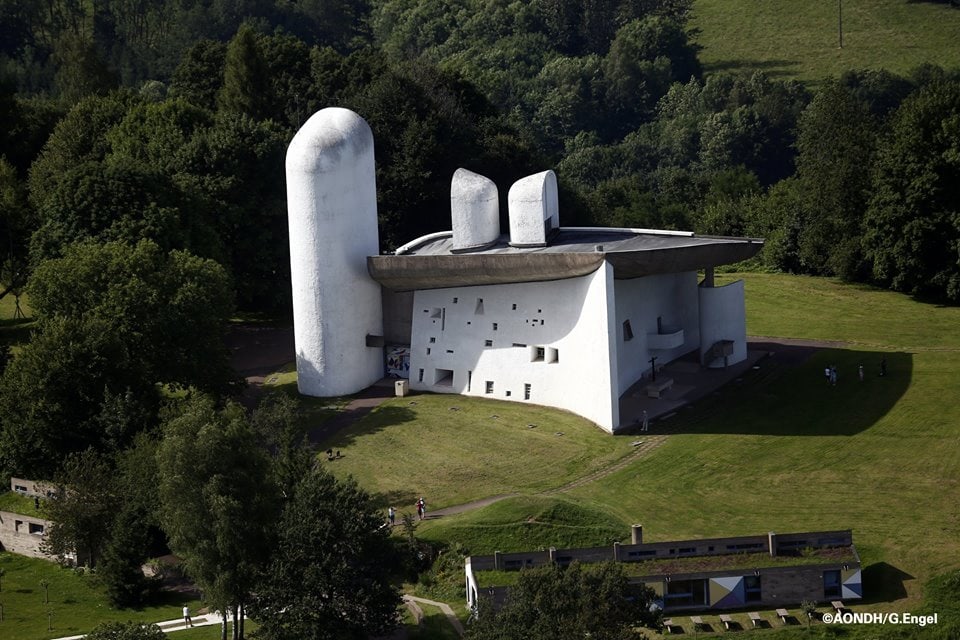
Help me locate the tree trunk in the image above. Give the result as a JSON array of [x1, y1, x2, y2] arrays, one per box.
[[231, 604, 239, 640], [238, 602, 245, 639], [220, 608, 227, 640]]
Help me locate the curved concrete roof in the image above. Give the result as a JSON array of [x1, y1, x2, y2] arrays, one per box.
[[368, 227, 763, 291]]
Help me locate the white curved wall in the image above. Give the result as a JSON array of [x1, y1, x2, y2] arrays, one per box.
[[698, 280, 748, 368], [507, 170, 559, 246], [451, 168, 500, 251], [287, 107, 384, 396], [407, 263, 619, 432]]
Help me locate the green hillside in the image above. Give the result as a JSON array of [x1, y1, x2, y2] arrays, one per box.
[[323, 273, 960, 617], [691, 0, 960, 84]]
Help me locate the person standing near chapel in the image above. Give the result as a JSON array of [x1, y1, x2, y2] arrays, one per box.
[[641, 410, 649, 432], [183, 605, 193, 628], [388, 506, 395, 526]]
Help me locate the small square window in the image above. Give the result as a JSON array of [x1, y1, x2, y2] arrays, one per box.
[[505, 390, 512, 397], [485, 339, 493, 347], [492, 322, 498, 331], [430, 337, 436, 343], [512, 303, 517, 310], [485, 381, 494, 394], [453, 297, 458, 303]]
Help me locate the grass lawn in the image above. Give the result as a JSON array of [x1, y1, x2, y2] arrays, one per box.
[[691, 0, 960, 86], [0, 491, 39, 514], [0, 552, 201, 640], [414, 495, 627, 554], [319, 395, 637, 510], [315, 272, 960, 621]]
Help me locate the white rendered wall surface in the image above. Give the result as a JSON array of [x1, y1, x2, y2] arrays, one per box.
[[287, 108, 384, 396], [408, 264, 620, 431], [698, 280, 748, 368], [613, 272, 701, 395], [450, 168, 500, 251], [507, 170, 559, 246]]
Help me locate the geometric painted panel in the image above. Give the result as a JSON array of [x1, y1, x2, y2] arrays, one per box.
[[709, 576, 745, 608], [841, 568, 863, 599]]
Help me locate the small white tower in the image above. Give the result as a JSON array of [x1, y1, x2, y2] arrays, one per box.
[[450, 168, 500, 251], [286, 108, 384, 396], [508, 170, 559, 247]]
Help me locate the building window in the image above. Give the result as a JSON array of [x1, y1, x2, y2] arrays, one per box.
[[664, 579, 708, 607], [511, 303, 517, 310], [426, 348, 431, 355], [467, 371, 472, 392], [14, 520, 22, 532], [430, 308, 442, 318], [492, 322, 498, 331], [14, 484, 27, 493], [623, 319, 634, 341], [29, 522, 45, 535], [824, 570, 842, 598], [453, 297, 458, 303], [547, 347, 559, 364], [475, 298, 484, 314], [485, 339, 493, 347], [434, 368, 454, 387], [418, 369, 424, 383], [524, 383, 531, 400], [745, 575, 762, 602], [429, 337, 436, 343], [446, 349, 454, 354], [531, 346, 545, 362], [505, 390, 511, 397], [512, 343, 527, 348], [485, 381, 494, 394]]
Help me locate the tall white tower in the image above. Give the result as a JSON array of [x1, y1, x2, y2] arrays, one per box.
[[286, 108, 384, 396]]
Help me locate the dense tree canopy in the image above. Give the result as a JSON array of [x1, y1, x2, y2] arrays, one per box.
[[466, 561, 660, 640]]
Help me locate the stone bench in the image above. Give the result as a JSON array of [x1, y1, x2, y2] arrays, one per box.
[[645, 377, 674, 398]]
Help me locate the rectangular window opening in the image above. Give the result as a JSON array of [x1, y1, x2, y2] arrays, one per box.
[[511, 303, 517, 310], [475, 298, 484, 315], [429, 337, 436, 343], [29, 522, 45, 535], [485, 381, 494, 394], [505, 390, 512, 397], [547, 347, 559, 364], [467, 371, 472, 392], [426, 348, 431, 355], [524, 383, 531, 400], [418, 369, 424, 383], [492, 322, 498, 331], [434, 368, 454, 387], [453, 297, 458, 303], [623, 319, 634, 341], [484, 339, 493, 347]]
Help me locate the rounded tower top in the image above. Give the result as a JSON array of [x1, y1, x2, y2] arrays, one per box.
[[286, 107, 374, 175], [450, 168, 500, 252]]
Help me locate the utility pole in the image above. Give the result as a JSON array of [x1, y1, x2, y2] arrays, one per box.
[[838, 0, 844, 49]]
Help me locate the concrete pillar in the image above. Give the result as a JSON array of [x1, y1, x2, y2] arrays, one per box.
[[768, 532, 777, 557], [613, 541, 621, 562], [494, 551, 502, 570], [703, 266, 715, 287], [549, 547, 557, 563], [631, 524, 644, 544]]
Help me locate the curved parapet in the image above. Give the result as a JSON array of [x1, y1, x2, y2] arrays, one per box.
[[287, 108, 384, 397], [508, 170, 559, 247], [450, 168, 500, 252]]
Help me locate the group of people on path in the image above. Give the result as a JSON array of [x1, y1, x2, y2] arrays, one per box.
[[386, 496, 427, 526]]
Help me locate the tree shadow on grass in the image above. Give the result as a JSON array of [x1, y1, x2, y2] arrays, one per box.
[[702, 58, 801, 78], [314, 404, 418, 449], [662, 347, 911, 436]]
